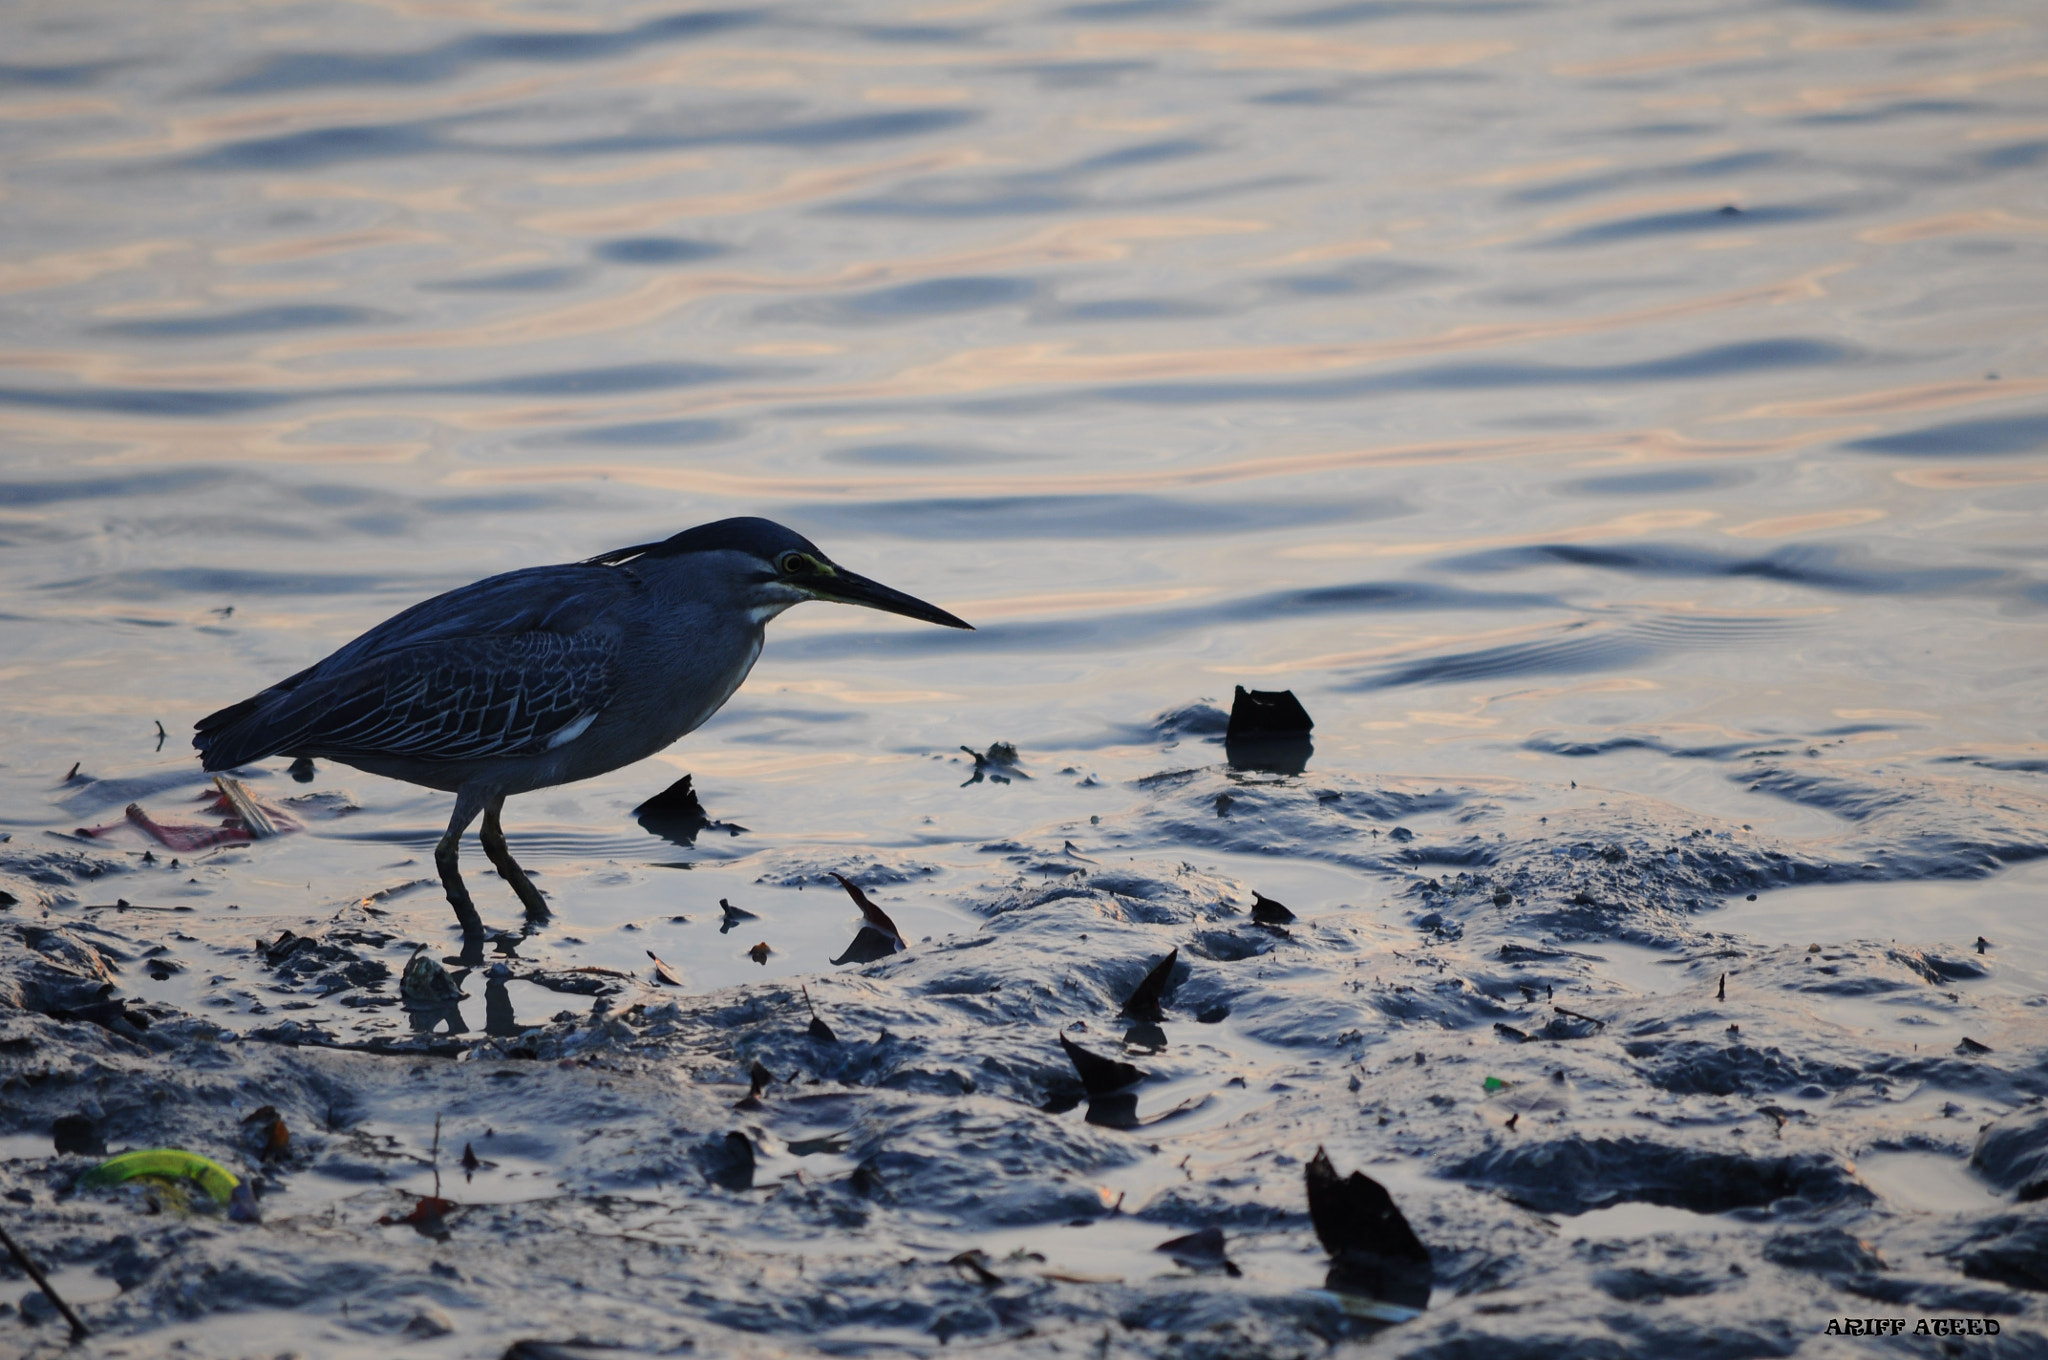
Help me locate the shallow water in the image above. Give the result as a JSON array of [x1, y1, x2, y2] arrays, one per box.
[[2, 0, 2047, 1355]]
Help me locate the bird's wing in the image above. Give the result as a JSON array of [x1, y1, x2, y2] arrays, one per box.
[[197, 564, 634, 769], [278, 629, 624, 763]]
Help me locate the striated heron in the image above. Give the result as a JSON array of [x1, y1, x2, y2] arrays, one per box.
[[195, 518, 970, 951]]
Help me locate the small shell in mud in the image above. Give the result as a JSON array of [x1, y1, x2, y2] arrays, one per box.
[[400, 949, 466, 1007]]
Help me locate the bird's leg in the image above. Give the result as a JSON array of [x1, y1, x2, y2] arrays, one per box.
[[436, 790, 488, 946], [480, 794, 549, 923]]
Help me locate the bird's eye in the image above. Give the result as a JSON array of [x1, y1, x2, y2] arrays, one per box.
[[778, 552, 807, 575]]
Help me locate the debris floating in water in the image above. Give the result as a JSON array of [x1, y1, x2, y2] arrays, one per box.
[[1226, 686, 1312, 737], [212, 774, 280, 838], [633, 774, 745, 845], [1224, 686, 1314, 773], [82, 780, 301, 851], [647, 951, 683, 986], [959, 741, 1027, 785], [718, 897, 757, 935], [747, 941, 772, 965]]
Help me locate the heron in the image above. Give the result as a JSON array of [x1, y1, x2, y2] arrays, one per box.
[[194, 518, 971, 953]]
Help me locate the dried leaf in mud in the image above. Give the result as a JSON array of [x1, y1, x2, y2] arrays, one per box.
[[52, 1114, 104, 1157], [831, 872, 905, 948], [379, 1194, 456, 1239], [747, 940, 772, 965], [948, 1249, 1004, 1287], [646, 951, 682, 986], [1120, 947, 1178, 1021], [1059, 1031, 1145, 1096], [503, 1342, 634, 1360], [1122, 1020, 1167, 1053], [1156, 1226, 1241, 1276], [718, 897, 758, 935], [802, 985, 836, 1043], [710, 1131, 754, 1191], [1250, 892, 1296, 925], [1304, 1146, 1433, 1312], [830, 927, 900, 966], [20, 925, 116, 983]]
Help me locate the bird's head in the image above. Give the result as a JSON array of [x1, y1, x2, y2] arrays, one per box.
[[589, 517, 973, 630]]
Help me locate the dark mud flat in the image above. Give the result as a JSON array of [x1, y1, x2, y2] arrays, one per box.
[[4, 754, 2048, 1359]]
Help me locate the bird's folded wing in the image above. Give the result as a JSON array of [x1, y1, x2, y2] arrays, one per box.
[[251, 629, 622, 763]]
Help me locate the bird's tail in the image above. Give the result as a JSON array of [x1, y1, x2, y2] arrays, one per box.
[[193, 696, 280, 771], [193, 665, 319, 770]]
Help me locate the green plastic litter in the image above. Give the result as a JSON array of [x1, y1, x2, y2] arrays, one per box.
[[1482, 1076, 1510, 1093], [78, 1149, 241, 1204]]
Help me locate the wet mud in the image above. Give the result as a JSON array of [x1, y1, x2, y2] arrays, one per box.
[[4, 729, 2045, 1358]]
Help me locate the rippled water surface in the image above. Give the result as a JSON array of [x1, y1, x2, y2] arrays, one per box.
[[5, 0, 2045, 827], [3, 0, 2047, 1354]]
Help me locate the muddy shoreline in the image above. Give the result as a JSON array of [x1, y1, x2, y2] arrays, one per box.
[[4, 744, 2045, 1358]]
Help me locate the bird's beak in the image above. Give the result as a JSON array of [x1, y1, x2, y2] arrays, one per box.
[[811, 567, 974, 630]]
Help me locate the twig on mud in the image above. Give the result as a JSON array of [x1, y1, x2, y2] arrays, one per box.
[[0, 1219, 90, 1342], [236, 1032, 468, 1059], [1551, 1005, 1607, 1028]]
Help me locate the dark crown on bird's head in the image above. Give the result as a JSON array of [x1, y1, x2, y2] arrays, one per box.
[[586, 517, 823, 568]]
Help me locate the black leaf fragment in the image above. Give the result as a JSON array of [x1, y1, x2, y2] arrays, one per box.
[[1120, 947, 1178, 1021], [1059, 1031, 1145, 1096], [1304, 1146, 1433, 1310], [1251, 893, 1295, 925]]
